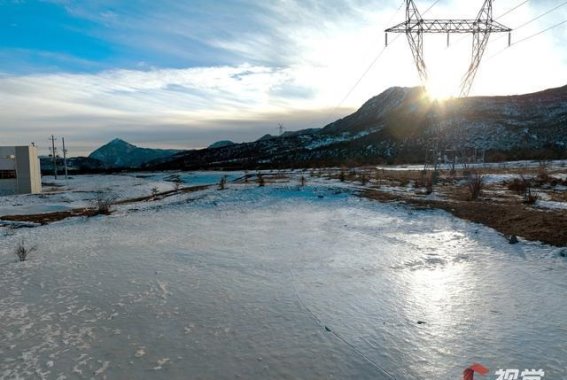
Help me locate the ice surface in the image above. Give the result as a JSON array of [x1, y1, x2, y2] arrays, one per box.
[[1, 175, 566, 379]]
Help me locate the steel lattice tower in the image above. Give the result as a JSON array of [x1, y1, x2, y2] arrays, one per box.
[[386, 0, 512, 97]]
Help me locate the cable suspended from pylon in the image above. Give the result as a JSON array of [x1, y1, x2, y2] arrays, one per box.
[[385, 0, 512, 97]]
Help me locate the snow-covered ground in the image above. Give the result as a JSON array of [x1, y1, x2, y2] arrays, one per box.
[[376, 159, 567, 172], [0, 172, 244, 217], [1, 174, 566, 379]]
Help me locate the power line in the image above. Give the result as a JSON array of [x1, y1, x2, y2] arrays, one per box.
[[49, 135, 58, 180], [320, 0, 406, 126], [332, 36, 401, 114], [490, 0, 567, 44], [512, 18, 567, 45], [496, 0, 529, 19], [422, 0, 442, 15], [488, 17, 567, 60], [62, 137, 69, 181], [339, 0, 408, 101], [514, 0, 567, 30], [327, 0, 443, 121], [448, 0, 530, 48]]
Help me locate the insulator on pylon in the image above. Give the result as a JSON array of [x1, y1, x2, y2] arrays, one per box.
[[508, 32, 512, 47], [385, 33, 388, 47], [447, 33, 450, 47]]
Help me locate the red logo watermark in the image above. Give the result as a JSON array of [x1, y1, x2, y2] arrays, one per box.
[[464, 364, 545, 380]]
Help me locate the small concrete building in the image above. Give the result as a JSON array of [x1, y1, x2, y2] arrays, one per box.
[[0, 146, 42, 195]]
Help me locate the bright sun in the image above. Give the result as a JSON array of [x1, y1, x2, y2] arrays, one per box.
[[424, 45, 468, 101], [426, 62, 461, 100], [426, 79, 457, 101]]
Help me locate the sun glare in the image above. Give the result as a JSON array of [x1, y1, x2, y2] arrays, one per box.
[[426, 63, 461, 101], [424, 43, 469, 101], [426, 79, 457, 101]]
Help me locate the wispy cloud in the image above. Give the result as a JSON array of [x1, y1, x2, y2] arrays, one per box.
[[0, 0, 565, 154], [0, 64, 351, 154]]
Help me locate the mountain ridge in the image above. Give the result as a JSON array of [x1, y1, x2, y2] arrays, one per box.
[[147, 84, 567, 169], [89, 138, 182, 169]]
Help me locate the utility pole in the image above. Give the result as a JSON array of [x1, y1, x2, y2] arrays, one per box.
[[49, 135, 58, 179], [62, 137, 69, 180], [278, 123, 285, 136]]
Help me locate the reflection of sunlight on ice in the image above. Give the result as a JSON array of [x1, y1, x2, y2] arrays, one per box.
[[402, 261, 480, 375], [405, 258, 479, 357]]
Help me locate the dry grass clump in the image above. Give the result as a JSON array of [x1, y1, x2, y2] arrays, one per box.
[[507, 177, 529, 194], [218, 175, 227, 190], [523, 189, 539, 205], [14, 238, 36, 262], [92, 190, 116, 215], [414, 171, 434, 194], [467, 172, 484, 201]]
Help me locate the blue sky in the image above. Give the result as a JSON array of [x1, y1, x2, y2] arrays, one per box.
[[1, 0, 566, 156]]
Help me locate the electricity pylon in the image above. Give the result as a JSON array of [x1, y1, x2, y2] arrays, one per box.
[[386, 0, 512, 97]]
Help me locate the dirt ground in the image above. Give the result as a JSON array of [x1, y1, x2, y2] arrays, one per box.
[[336, 165, 567, 247], [360, 188, 567, 247]]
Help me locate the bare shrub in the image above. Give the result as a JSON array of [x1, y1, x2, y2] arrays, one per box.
[[151, 187, 159, 198], [508, 176, 529, 194], [3, 226, 16, 237], [300, 175, 306, 187], [14, 238, 36, 262], [536, 160, 552, 183], [92, 190, 116, 215], [425, 178, 433, 195], [339, 170, 346, 182], [467, 173, 484, 201], [172, 176, 183, 191], [374, 169, 383, 187], [524, 188, 539, 204], [218, 175, 227, 190], [431, 170, 440, 185], [348, 169, 357, 180], [257, 174, 265, 187]]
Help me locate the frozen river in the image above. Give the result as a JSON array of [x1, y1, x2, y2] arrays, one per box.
[[1, 180, 566, 379]]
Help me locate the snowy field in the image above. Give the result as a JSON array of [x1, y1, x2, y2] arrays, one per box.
[[1, 173, 566, 379], [376, 159, 567, 171], [0, 172, 242, 217]]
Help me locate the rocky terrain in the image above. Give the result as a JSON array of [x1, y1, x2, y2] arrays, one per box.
[[148, 85, 567, 170]]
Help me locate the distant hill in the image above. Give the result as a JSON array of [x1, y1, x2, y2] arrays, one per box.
[[146, 84, 567, 169], [89, 138, 182, 169], [208, 140, 235, 149]]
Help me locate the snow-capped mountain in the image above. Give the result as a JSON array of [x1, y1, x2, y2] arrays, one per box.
[[149, 84, 567, 169], [89, 138, 182, 169]]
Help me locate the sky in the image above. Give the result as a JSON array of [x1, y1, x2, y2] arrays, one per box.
[[0, 0, 566, 156]]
